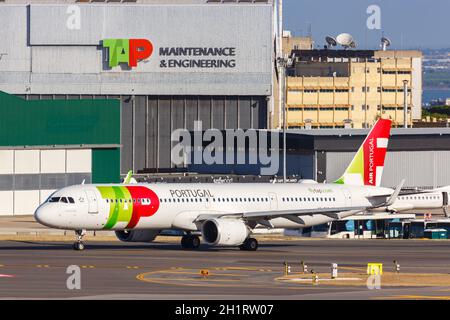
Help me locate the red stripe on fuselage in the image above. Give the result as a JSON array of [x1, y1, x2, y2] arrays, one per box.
[[125, 186, 160, 229]]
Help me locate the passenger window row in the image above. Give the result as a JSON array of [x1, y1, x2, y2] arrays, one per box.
[[160, 197, 270, 203], [399, 195, 439, 200], [105, 198, 151, 204], [282, 197, 336, 202]]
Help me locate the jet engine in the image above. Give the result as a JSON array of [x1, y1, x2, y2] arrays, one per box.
[[202, 219, 250, 246], [115, 230, 159, 242]]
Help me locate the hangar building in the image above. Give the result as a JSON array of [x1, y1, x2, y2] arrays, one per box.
[[0, 0, 274, 177]]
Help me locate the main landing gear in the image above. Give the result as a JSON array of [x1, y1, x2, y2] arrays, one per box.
[[239, 238, 258, 251], [181, 234, 201, 249], [73, 229, 86, 251]]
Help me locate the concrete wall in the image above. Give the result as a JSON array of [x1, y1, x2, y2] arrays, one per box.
[[411, 57, 423, 120], [0, 148, 91, 215]]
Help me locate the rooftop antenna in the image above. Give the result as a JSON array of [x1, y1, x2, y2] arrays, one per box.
[[307, 22, 312, 37], [336, 33, 356, 50], [381, 35, 392, 51], [325, 36, 337, 49]]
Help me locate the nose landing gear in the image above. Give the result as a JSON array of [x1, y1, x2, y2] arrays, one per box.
[[73, 230, 86, 250]]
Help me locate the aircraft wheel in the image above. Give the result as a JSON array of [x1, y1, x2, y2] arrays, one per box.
[[181, 235, 200, 249], [239, 238, 258, 251], [190, 236, 201, 249], [181, 235, 193, 249], [73, 242, 85, 251], [181, 235, 190, 249]]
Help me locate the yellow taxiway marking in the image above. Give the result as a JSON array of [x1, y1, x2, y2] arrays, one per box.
[[136, 272, 253, 288], [36, 265, 50, 268], [144, 277, 239, 283], [374, 295, 450, 300], [81, 265, 95, 269], [160, 270, 249, 277], [221, 266, 268, 271], [135, 267, 275, 288], [339, 266, 365, 271], [126, 266, 140, 269]]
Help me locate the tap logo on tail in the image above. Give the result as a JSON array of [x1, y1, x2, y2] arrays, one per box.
[[334, 118, 392, 187]]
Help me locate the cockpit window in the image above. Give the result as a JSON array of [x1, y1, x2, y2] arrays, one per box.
[[48, 196, 75, 204]]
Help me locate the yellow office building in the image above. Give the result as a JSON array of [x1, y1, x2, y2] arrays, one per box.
[[285, 49, 423, 129]]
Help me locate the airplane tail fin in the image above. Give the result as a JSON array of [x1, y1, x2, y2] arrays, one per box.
[[334, 118, 392, 187], [123, 170, 137, 184]]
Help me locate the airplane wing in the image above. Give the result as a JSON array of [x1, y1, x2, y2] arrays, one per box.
[[194, 205, 368, 223], [193, 180, 407, 227]]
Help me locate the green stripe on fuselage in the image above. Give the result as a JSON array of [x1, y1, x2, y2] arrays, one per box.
[[97, 186, 133, 229]]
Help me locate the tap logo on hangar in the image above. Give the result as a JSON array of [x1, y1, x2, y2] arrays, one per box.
[[102, 39, 154, 68]]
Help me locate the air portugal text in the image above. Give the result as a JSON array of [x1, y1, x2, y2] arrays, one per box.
[[103, 39, 154, 68]]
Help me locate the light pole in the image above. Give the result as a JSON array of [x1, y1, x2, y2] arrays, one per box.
[[277, 54, 294, 183], [277, 56, 287, 183], [403, 80, 408, 128]]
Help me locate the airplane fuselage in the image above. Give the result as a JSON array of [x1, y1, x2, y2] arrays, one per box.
[[35, 182, 394, 231]]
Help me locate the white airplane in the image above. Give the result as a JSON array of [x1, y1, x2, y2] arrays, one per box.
[[35, 118, 403, 251], [370, 185, 450, 215]]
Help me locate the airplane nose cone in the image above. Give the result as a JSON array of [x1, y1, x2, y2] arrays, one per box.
[[34, 205, 59, 228]]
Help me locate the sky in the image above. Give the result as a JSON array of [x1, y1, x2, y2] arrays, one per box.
[[283, 0, 450, 50]]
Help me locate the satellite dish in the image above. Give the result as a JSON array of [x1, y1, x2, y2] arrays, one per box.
[[381, 36, 391, 51], [336, 33, 355, 49], [325, 36, 337, 47]]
